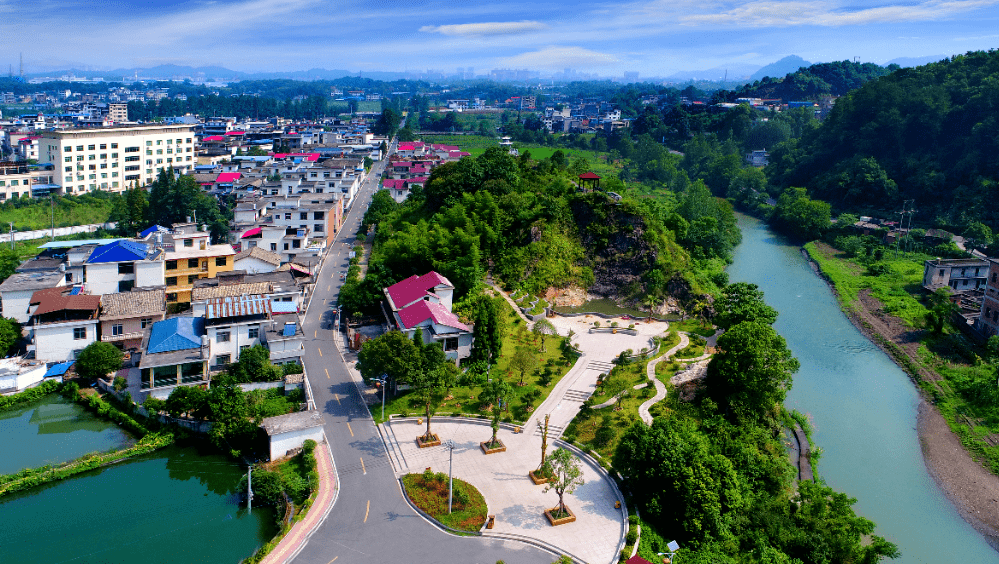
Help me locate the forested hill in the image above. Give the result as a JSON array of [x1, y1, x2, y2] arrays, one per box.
[[725, 60, 898, 102], [765, 50, 999, 229]]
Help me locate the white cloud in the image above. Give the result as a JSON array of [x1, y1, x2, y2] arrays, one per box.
[[497, 46, 620, 68], [420, 20, 547, 36], [680, 0, 999, 27]]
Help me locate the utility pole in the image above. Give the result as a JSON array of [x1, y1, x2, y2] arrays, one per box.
[[444, 439, 455, 513], [50, 196, 55, 242], [247, 465, 253, 511], [9, 222, 14, 250]]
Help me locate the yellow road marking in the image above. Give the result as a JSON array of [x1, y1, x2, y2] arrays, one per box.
[[314, 330, 317, 338], [327, 558, 338, 564], [318, 347, 323, 357], [327, 284, 331, 291], [346, 422, 354, 437], [325, 368, 330, 380], [333, 393, 341, 405], [360, 457, 366, 475], [364, 499, 370, 523]]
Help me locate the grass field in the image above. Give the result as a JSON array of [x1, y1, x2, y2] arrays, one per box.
[[372, 300, 576, 425], [0, 198, 112, 232], [402, 471, 487, 532]]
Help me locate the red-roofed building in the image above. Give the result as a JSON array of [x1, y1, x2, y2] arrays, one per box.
[[383, 272, 472, 361], [29, 289, 102, 362]]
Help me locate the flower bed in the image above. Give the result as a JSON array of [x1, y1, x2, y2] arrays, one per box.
[[402, 471, 488, 532]]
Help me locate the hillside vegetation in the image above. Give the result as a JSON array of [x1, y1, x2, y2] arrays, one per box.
[[766, 50, 999, 230]]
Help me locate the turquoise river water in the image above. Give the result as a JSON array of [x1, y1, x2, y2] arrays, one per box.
[[728, 213, 998, 564]]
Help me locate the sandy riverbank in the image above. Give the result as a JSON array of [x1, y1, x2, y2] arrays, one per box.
[[803, 245, 999, 550]]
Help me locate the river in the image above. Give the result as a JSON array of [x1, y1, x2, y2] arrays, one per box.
[[727, 213, 998, 563]]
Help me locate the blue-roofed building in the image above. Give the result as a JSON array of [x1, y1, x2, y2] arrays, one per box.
[[139, 225, 171, 239], [138, 317, 208, 393], [84, 239, 165, 295]]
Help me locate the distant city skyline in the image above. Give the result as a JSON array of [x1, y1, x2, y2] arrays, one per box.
[[4, 0, 998, 79]]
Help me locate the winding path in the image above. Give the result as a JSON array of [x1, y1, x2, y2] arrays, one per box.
[[638, 333, 690, 425]]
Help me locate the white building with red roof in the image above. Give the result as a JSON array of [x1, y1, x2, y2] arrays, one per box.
[[383, 272, 473, 362]]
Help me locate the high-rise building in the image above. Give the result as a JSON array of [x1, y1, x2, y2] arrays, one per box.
[[38, 124, 196, 193]]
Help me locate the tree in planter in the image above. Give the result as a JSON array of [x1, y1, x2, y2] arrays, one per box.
[[75, 342, 124, 380], [412, 365, 457, 443], [543, 447, 584, 518], [532, 318, 557, 352], [484, 378, 512, 448], [510, 345, 537, 386]]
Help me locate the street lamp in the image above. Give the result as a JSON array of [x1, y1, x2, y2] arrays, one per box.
[[373, 374, 387, 421], [657, 540, 680, 564], [443, 439, 456, 513]]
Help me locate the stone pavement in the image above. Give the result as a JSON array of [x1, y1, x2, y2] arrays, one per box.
[[261, 441, 338, 564], [382, 418, 624, 564]]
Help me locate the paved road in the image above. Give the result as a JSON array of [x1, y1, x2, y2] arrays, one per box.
[[290, 142, 555, 564]]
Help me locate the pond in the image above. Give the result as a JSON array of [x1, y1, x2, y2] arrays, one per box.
[[0, 393, 135, 475], [552, 297, 659, 318]]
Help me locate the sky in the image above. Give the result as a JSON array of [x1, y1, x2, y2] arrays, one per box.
[[3, 0, 999, 78]]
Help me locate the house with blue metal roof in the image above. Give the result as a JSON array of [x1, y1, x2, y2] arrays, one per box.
[[137, 316, 208, 394], [84, 239, 165, 295]]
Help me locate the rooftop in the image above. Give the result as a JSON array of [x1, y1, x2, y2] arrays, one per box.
[[397, 300, 470, 332], [147, 317, 205, 354], [100, 289, 166, 320], [385, 271, 453, 311], [260, 410, 324, 436], [87, 239, 150, 264], [234, 246, 282, 266], [192, 282, 270, 301]]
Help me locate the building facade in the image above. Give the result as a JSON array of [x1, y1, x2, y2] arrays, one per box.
[[38, 124, 196, 194]]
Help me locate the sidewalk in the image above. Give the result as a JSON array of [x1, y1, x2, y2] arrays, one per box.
[[260, 441, 338, 564]]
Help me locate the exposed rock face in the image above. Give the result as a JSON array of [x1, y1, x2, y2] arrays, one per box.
[[570, 195, 656, 298]]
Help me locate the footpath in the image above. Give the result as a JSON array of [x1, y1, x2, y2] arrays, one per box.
[[259, 442, 338, 564]]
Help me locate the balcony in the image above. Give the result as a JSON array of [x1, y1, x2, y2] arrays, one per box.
[[103, 330, 144, 342]]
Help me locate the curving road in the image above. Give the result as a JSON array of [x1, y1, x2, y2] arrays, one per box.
[[289, 141, 555, 564]]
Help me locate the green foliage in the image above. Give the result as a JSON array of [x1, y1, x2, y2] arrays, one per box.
[[402, 473, 488, 532], [771, 187, 831, 241], [714, 282, 778, 329], [0, 378, 61, 411], [542, 447, 584, 514], [225, 345, 282, 383], [357, 330, 423, 383], [165, 385, 210, 419], [0, 316, 22, 357], [925, 288, 958, 334], [147, 170, 230, 243], [207, 374, 260, 457], [74, 341, 124, 380]]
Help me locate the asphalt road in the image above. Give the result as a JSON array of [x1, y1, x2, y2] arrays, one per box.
[[290, 142, 555, 564]]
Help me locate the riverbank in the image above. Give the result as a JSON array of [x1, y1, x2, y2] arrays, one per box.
[[803, 241, 999, 549]]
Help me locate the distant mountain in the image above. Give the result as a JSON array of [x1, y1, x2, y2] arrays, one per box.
[[667, 63, 761, 82], [27, 64, 357, 82], [885, 55, 947, 68], [750, 55, 811, 81]]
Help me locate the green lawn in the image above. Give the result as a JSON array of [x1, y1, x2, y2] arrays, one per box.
[[0, 198, 113, 232], [372, 301, 577, 425], [402, 471, 487, 532]]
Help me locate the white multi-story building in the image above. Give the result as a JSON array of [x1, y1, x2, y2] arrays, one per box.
[[38, 124, 197, 194]]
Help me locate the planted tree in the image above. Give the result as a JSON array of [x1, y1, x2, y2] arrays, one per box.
[[714, 282, 778, 329], [510, 345, 537, 386], [532, 318, 557, 352], [75, 342, 124, 381], [543, 447, 584, 518], [413, 365, 457, 443], [484, 378, 512, 448]]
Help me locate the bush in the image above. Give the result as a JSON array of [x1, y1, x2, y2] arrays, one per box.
[[75, 342, 124, 380], [626, 529, 638, 545]]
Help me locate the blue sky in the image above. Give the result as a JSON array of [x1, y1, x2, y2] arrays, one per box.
[[4, 0, 999, 77]]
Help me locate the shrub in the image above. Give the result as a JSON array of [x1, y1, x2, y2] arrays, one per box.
[[593, 321, 600, 327], [626, 529, 638, 545]]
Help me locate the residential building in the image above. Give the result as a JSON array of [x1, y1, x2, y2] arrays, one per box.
[[29, 288, 101, 362], [37, 123, 196, 194], [189, 291, 304, 370], [138, 316, 209, 394], [233, 246, 283, 274], [0, 270, 67, 323], [383, 271, 473, 362], [99, 289, 166, 351], [163, 224, 235, 303], [977, 259, 999, 338], [922, 258, 990, 292], [84, 239, 165, 294], [261, 411, 324, 461]]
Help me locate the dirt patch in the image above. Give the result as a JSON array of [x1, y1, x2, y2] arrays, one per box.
[[806, 248, 999, 545], [544, 284, 589, 307]]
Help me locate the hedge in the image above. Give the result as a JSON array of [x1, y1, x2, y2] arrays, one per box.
[[0, 379, 61, 411]]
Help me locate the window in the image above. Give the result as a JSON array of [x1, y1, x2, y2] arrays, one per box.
[[285, 213, 292, 220], [166, 276, 177, 286], [166, 292, 177, 302], [247, 326, 259, 339], [216, 354, 231, 366], [125, 146, 139, 152], [112, 323, 124, 336], [188, 275, 197, 285], [444, 337, 459, 351], [146, 141, 152, 146], [216, 257, 226, 267], [314, 211, 324, 220], [217, 331, 230, 342], [118, 280, 134, 292], [88, 144, 95, 151], [314, 224, 324, 233], [73, 327, 87, 340], [76, 145, 84, 151], [270, 243, 277, 251], [188, 258, 199, 269], [292, 239, 301, 249], [166, 260, 177, 270], [64, 156, 71, 162], [183, 238, 193, 247], [65, 146, 72, 152], [111, 143, 118, 149], [118, 262, 134, 274], [65, 272, 73, 283], [141, 317, 153, 328], [300, 212, 308, 220]]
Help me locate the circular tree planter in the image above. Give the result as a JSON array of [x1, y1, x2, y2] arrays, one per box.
[[480, 439, 506, 454], [529, 469, 550, 484], [544, 505, 576, 526], [416, 433, 441, 448]]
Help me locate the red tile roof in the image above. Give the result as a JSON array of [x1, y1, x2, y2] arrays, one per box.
[[386, 271, 453, 310], [272, 153, 320, 162], [397, 300, 469, 332], [216, 172, 242, 183], [578, 172, 602, 180], [225, 131, 246, 135], [31, 291, 101, 316], [202, 135, 225, 142]]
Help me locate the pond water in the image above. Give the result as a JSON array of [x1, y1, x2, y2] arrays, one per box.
[[0, 442, 277, 564], [0, 393, 135, 474], [727, 213, 999, 563], [552, 297, 659, 318]]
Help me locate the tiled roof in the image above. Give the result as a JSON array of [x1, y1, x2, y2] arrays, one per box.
[[261, 410, 324, 435], [235, 246, 282, 266], [385, 271, 453, 310], [216, 172, 241, 183], [192, 282, 270, 301], [397, 300, 469, 332], [31, 290, 101, 316], [100, 289, 165, 319], [147, 317, 205, 354], [87, 240, 149, 264]]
